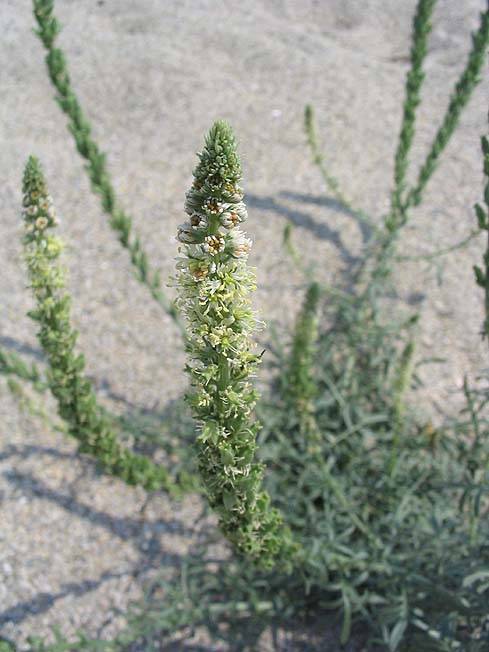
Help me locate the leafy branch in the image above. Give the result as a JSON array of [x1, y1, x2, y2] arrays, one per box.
[[367, 1, 489, 298], [32, 0, 185, 336], [304, 104, 378, 236]]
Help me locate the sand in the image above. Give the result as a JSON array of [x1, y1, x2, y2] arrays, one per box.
[[1, 0, 488, 648]]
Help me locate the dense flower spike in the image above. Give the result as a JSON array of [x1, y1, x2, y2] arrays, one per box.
[[175, 121, 296, 567], [22, 156, 191, 495]]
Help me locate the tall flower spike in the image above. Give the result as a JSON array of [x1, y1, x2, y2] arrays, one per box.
[[22, 157, 191, 495], [176, 122, 296, 568]]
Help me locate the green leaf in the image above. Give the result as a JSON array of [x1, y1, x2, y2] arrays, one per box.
[[475, 203, 487, 229], [474, 265, 485, 286], [462, 569, 489, 588], [340, 588, 352, 645]]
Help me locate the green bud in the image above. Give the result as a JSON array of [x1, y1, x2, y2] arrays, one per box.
[[475, 203, 488, 230]]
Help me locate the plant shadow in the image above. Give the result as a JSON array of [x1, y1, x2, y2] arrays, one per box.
[[0, 185, 391, 650]]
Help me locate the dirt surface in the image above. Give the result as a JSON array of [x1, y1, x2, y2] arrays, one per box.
[[1, 0, 488, 648]]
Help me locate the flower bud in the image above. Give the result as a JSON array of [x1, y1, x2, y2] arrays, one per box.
[[177, 223, 198, 244], [229, 229, 252, 258]]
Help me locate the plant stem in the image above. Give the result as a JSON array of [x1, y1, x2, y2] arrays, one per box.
[[474, 131, 489, 343], [396, 228, 481, 262], [304, 104, 378, 235], [283, 282, 322, 458], [389, 340, 415, 475]]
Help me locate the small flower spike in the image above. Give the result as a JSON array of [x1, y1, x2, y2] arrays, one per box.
[[22, 156, 189, 496]]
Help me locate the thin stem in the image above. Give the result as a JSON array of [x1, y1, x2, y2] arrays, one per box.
[[396, 228, 481, 262], [463, 377, 481, 460], [474, 132, 489, 342], [282, 224, 356, 302], [304, 104, 378, 236], [389, 340, 415, 476], [283, 282, 322, 458]]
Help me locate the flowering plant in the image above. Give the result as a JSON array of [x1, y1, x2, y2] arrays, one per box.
[[2, 0, 489, 648], [174, 121, 295, 567], [22, 156, 189, 494]]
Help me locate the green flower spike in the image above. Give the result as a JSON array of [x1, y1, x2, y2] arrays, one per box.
[[474, 127, 489, 342], [284, 282, 322, 458], [175, 122, 296, 568], [22, 156, 189, 495]]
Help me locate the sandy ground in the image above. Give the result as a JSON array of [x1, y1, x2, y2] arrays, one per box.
[[1, 0, 488, 649]]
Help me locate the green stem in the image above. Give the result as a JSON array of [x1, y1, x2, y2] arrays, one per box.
[[396, 228, 481, 262], [474, 133, 489, 342], [284, 282, 322, 458], [389, 340, 415, 476], [304, 104, 378, 236]]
